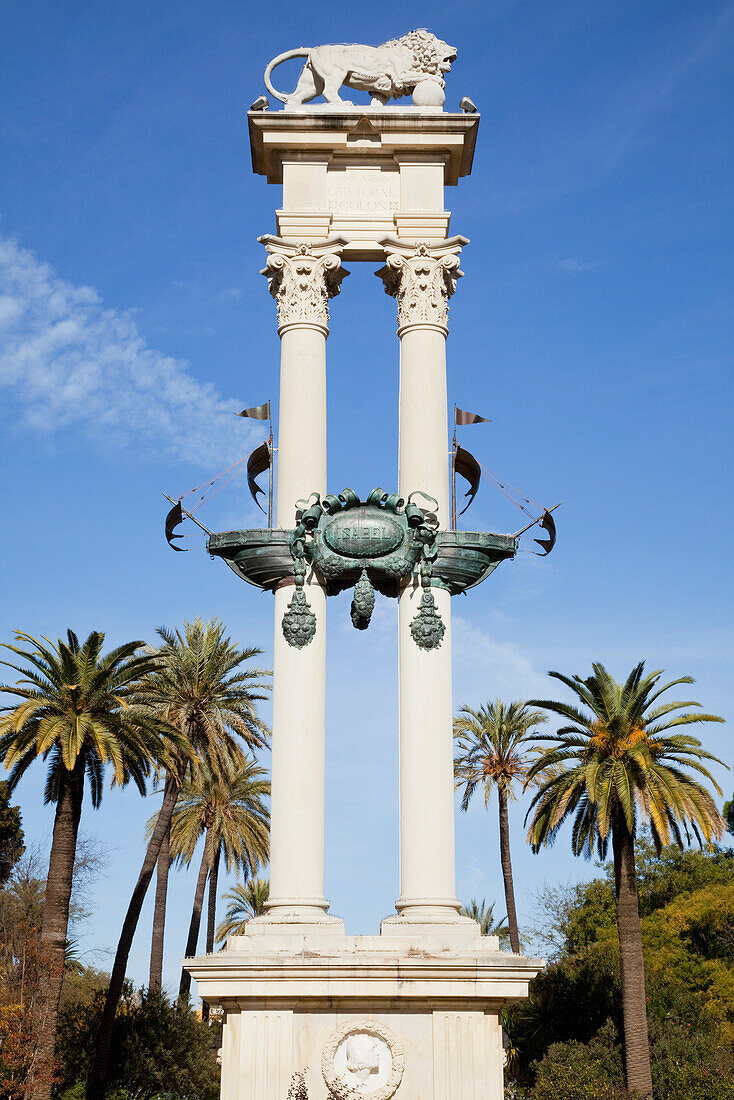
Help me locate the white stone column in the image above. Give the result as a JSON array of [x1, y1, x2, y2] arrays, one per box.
[[259, 236, 347, 922], [377, 238, 468, 924]]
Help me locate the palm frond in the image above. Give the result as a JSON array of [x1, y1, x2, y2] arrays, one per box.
[[526, 662, 726, 871]]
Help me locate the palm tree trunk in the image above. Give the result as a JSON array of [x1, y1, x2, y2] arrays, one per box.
[[29, 759, 84, 1100], [612, 817, 653, 1098], [148, 815, 170, 993], [205, 844, 220, 955], [88, 773, 179, 1100], [178, 827, 212, 1002], [201, 844, 221, 1022], [497, 787, 521, 954]]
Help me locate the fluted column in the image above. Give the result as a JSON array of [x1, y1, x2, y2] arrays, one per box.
[[377, 237, 467, 923], [260, 236, 348, 922]]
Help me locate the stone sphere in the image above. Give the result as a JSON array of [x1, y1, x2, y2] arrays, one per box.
[[412, 79, 445, 107]]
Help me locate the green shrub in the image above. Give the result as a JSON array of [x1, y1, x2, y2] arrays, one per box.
[[528, 1019, 627, 1100], [508, 941, 621, 1077], [58, 1084, 85, 1100], [56, 986, 219, 1100], [648, 1011, 734, 1100]]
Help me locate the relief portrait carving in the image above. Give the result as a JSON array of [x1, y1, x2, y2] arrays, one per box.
[[322, 1019, 405, 1100]]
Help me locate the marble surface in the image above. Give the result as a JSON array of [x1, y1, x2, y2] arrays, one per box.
[[263, 32, 457, 111], [186, 925, 543, 1100], [248, 111, 478, 259]]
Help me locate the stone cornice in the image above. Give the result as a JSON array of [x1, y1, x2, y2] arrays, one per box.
[[185, 940, 544, 1006], [259, 235, 349, 335], [248, 111, 479, 186], [376, 236, 468, 334]]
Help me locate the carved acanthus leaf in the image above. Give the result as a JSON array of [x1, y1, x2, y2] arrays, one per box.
[[261, 243, 348, 331], [377, 243, 463, 331]]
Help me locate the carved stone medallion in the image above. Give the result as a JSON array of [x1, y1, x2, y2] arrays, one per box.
[[322, 1019, 405, 1100]]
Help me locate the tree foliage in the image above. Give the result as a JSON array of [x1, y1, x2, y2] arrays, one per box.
[[525, 661, 726, 1097], [57, 986, 220, 1100], [0, 846, 108, 1100], [0, 630, 162, 1100], [526, 663, 725, 860], [459, 898, 510, 946], [454, 699, 545, 953], [135, 619, 270, 776], [0, 783, 24, 888], [0, 630, 162, 799], [510, 844, 734, 1100], [724, 794, 734, 836], [527, 1019, 627, 1100], [167, 757, 270, 876], [166, 755, 269, 1000], [215, 878, 269, 942], [90, 618, 270, 1098], [535, 839, 734, 957], [454, 701, 546, 809]]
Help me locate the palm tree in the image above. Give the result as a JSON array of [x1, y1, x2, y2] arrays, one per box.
[[216, 877, 270, 942], [163, 755, 269, 1003], [0, 629, 159, 1100], [90, 618, 269, 1100], [525, 661, 726, 1098], [454, 700, 546, 953], [459, 897, 510, 947]]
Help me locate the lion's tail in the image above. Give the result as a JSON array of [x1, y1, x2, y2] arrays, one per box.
[[263, 48, 311, 103]]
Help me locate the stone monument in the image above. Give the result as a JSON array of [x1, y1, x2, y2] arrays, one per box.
[[185, 31, 543, 1100]]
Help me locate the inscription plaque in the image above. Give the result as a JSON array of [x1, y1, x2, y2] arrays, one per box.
[[326, 170, 399, 215], [323, 513, 403, 558]]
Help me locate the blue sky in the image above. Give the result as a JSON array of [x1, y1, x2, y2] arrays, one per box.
[[1, 0, 732, 994]]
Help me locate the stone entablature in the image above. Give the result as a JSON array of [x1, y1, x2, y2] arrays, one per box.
[[248, 111, 478, 260]]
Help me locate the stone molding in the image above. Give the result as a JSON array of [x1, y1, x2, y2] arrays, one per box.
[[376, 235, 468, 334], [185, 941, 544, 1003], [321, 1018, 405, 1100], [259, 235, 349, 335]]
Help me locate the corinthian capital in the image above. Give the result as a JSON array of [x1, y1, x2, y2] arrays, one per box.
[[376, 236, 468, 334], [259, 236, 349, 335]]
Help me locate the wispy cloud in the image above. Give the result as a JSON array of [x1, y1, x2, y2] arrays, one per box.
[[452, 616, 549, 701], [0, 232, 255, 467], [456, 854, 489, 900]]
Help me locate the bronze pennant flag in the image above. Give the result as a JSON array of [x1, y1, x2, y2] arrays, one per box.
[[454, 444, 481, 516], [534, 509, 557, 556], [164, 501, 189, 552], [237, 401, 270, 420], [455, 406, 491, 425], [247, 441, 272, 514]]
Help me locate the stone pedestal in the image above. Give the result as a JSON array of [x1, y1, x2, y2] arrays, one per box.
[[187, 924, 540, 1100]]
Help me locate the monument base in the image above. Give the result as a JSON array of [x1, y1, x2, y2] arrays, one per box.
[[186, 921, 542, 1100]]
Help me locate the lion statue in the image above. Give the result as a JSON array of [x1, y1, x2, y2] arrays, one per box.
[[263, 30, 457, 109]]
